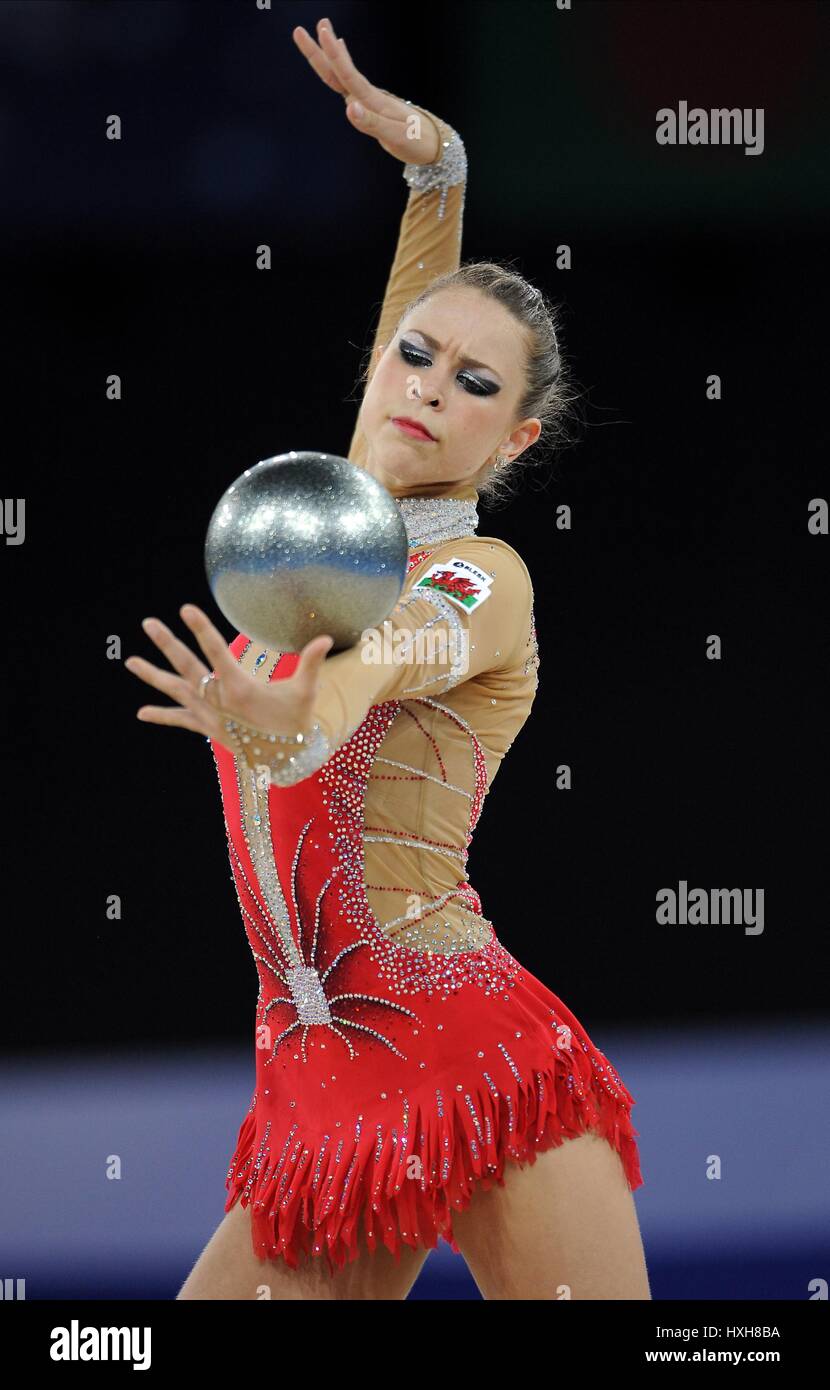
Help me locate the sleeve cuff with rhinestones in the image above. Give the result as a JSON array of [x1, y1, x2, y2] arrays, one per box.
[[402, 125, 467, 220], [223, 717, 333, 788]]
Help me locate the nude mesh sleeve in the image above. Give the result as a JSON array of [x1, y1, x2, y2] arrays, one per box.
[[307, 538, 534, 761], [347, 109, 467, 472]]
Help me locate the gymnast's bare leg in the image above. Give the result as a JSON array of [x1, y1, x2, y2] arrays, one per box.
[[176, 1199, 431, 1300], [450, 1129, 652, 1300]]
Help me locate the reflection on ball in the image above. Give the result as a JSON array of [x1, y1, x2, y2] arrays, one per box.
[[204, 451, 408, 652]]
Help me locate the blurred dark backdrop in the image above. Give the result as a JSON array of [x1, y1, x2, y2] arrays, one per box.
[[3, 0, 828, 1057]]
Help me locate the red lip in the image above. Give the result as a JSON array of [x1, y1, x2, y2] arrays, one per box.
[[391, 416, 436, 442]]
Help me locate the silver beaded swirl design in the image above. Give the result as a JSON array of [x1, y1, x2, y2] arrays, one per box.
[[394, 587, 470, 694]]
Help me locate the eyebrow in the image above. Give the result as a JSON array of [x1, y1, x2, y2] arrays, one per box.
[[404, 328, 503, 382]]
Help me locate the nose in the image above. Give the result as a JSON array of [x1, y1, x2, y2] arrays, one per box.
[[412, 378, 442, 408]]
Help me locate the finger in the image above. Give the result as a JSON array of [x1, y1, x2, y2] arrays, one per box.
[[292, 634, 335, 691], [177, 604, 239, 679], [125, 654, 199, 708], [291, 23, 347, 95], [340, 79, 434, 157], [135, 704, 207, 733], [292, 26, 341, 92], [317, 23, 401, 130], [135, 701, 242, 762], [293, 23, 417, 156], [323, 34, 423, 132], [139, 616, 210, 685], [317, 25, 373, 98]]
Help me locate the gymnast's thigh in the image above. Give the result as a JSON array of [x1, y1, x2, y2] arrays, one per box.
[[449, 1129, 652, 1301], [176, 1198, 431, 1301]]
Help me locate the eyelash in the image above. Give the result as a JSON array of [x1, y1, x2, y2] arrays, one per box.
[[398, 341, 498, 397]]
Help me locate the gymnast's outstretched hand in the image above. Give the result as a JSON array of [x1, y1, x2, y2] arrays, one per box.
[[292, 16, 445, 166], [125, 605, 333, 760]]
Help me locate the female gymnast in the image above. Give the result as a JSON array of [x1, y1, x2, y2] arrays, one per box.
[[125, 16, 651, 1301]]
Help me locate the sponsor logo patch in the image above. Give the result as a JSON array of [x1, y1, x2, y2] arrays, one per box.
[[412, 557, 493, 612]]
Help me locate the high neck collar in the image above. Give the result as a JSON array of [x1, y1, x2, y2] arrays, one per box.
[[394, 488, 480, 550], [387, 479, 479, 503]]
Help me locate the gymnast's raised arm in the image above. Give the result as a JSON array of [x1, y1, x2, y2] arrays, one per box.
[[291, 17, 468, 469]]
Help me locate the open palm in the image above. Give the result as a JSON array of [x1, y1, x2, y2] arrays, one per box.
[[125, 605, 333, 762]]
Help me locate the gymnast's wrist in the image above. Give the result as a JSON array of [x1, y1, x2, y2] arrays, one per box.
[[402, 110, 467, 193], [222, 714, 333, 787]]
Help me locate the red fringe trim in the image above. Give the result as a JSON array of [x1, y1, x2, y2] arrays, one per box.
[[223, 1045, 644, 1277]]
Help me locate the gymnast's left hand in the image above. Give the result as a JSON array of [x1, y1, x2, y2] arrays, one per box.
[[124, 605, 334, 759]]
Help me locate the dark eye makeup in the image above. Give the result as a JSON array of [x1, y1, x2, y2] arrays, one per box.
[[398, 339, 500, 397]]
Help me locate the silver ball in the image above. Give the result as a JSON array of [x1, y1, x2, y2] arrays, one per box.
[[204, 452, 408, 652]]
